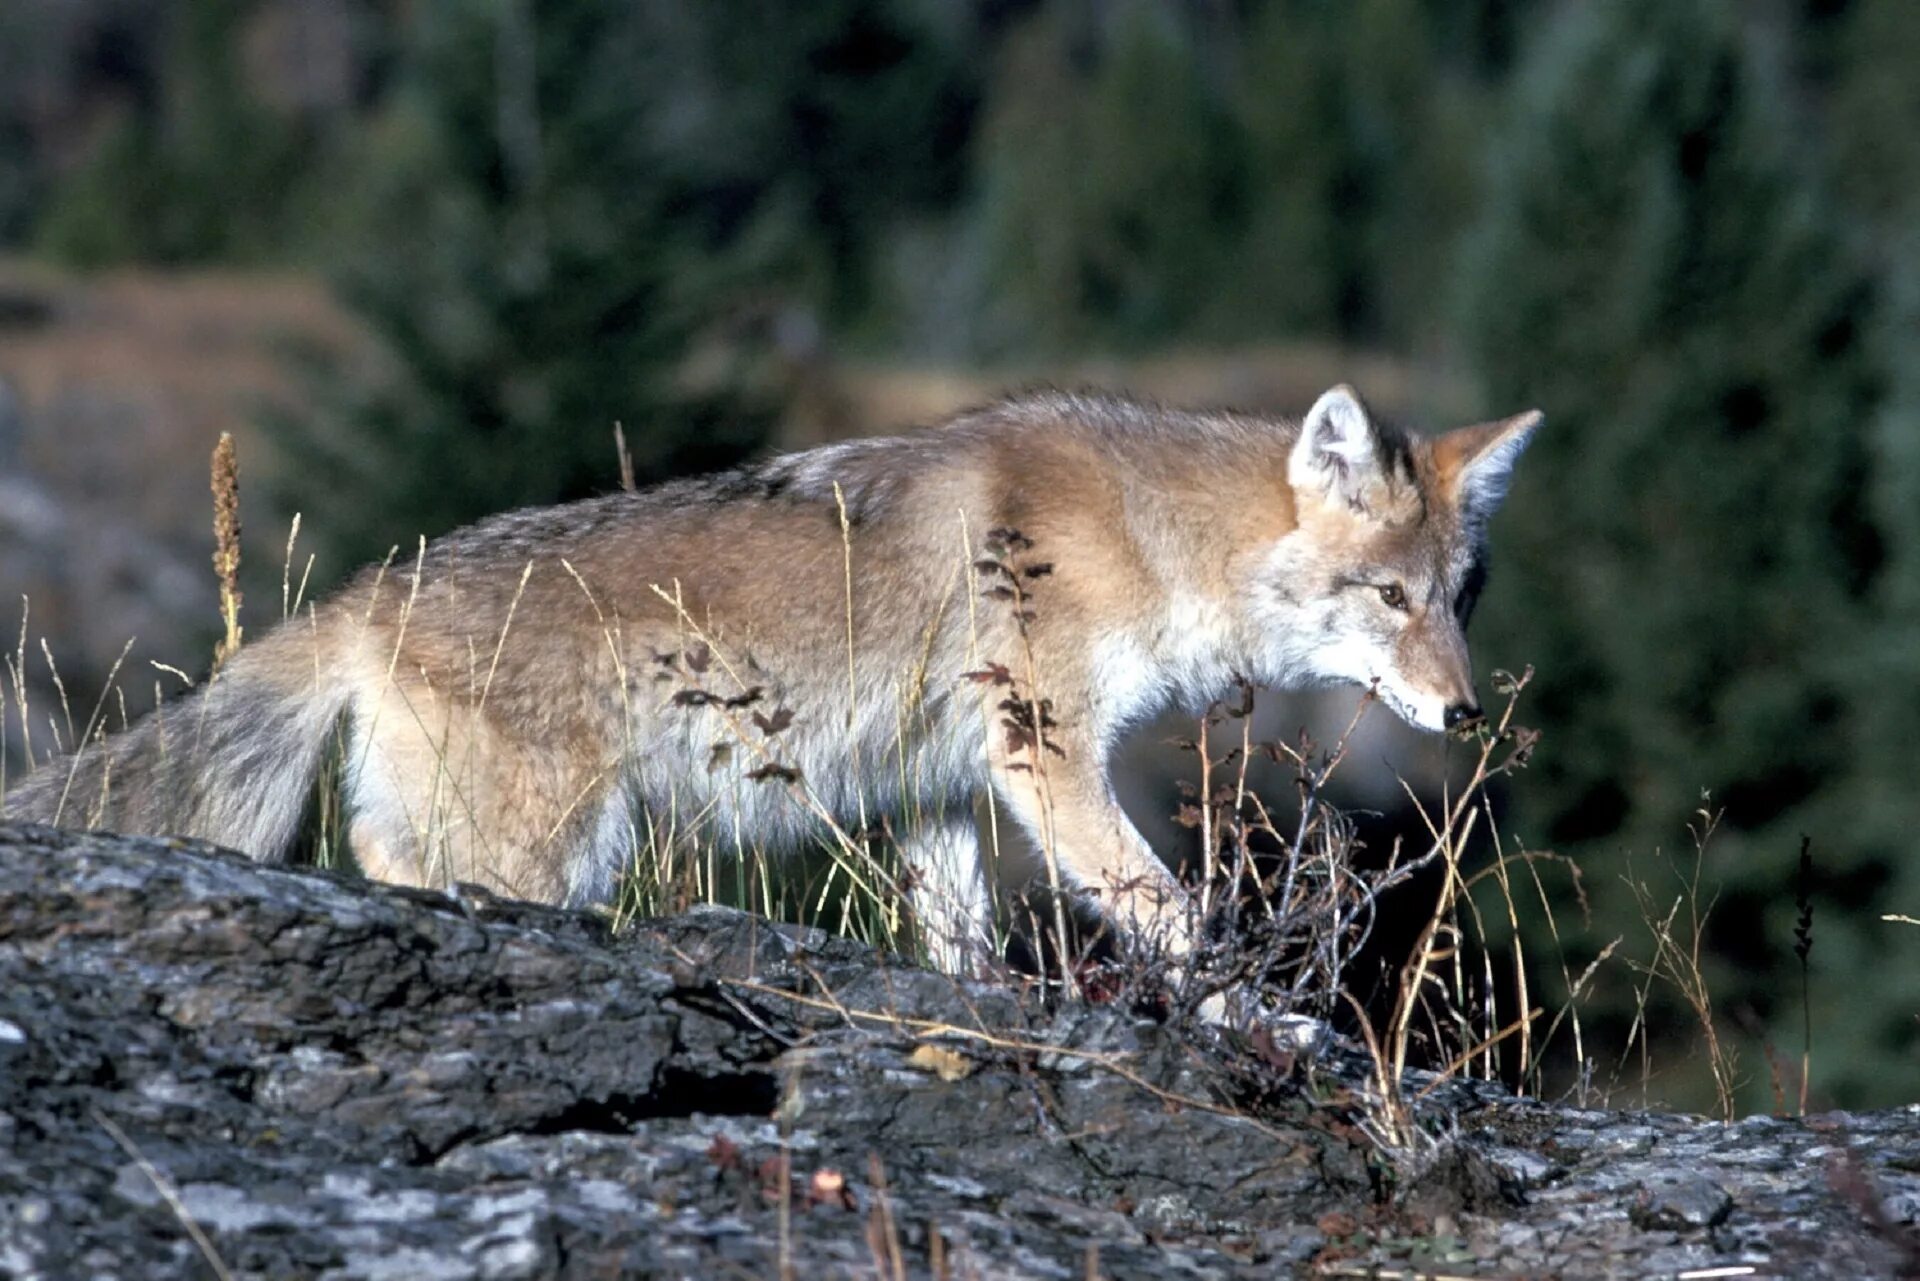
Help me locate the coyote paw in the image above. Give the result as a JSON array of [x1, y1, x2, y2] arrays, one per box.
[[1259, 1012, 1327, 1051], [1198, 991, 1328, 1053]]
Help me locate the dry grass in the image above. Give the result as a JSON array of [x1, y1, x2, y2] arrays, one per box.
[[1130, 666, 1600, 1153], [0, 259, 361, 450], [1618, 803, 1740, 1120], [1, 469, 1722, 1139], [92, 1108, 236, 1281], [1, 381, 1806, 1166], [210, 433, 244, 671], [0, 260, 372, 751]]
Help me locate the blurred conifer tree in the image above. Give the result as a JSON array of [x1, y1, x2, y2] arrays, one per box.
[[1825, 0, 1920, 1017], [1456, 0, 1903, 1106], [1235, 0, 1484, 344], [967, 0, 1502, 355], [33, 0, 317, 265], [271, 0, 974, 570], [972, 3, 1248, 353]]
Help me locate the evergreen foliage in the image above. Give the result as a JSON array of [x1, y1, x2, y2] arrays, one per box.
[[965, 0, 1498, 354], [1456, 0, 1903, 1104], [270, 0, 770, 567], [0, 5, 48, 247], [271, 0, 974, 568], [1234, 0, 1485, 343], [970, 4, 1248, 353], [32, 0, 328, 266]]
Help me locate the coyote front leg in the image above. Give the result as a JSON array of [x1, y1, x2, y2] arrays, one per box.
[[987, 717, 1201, 974]]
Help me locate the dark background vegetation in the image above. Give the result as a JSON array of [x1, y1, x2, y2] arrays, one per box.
[[1, 0, 1916, 1112]]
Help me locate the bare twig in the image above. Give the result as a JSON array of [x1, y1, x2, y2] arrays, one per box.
[[93, 1109, 235, 1281]]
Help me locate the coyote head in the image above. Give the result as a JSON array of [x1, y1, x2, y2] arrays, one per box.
[[1254, 385, 1541, 733]]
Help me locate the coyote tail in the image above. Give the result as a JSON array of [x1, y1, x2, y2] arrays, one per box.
[[2, 630, 350, 861]]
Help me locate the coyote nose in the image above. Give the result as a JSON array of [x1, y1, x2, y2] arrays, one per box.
[[1443, 702, 1483, 730]]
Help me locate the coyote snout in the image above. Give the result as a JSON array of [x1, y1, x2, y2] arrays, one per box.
[[1385, 604, 1483, 732]]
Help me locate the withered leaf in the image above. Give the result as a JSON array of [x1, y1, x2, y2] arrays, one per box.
[[722, 686, 765, 709], [906, 1043, 975, 1081], [1223, 679, 1255, 719], [746, 762, 801, 784], [986, 526, 1033, 551], [1250, 1024, 1298, 1074], [753, 707, 795, 736], [1506, 725, 1541, 767]]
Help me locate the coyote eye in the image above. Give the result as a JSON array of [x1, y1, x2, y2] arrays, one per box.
[[1378, 583, 1409, 612]]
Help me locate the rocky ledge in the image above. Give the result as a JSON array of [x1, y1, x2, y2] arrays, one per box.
[[0, 823, 1916, 1279]]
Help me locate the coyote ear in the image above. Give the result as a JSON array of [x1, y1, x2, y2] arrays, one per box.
[[1289, 385, 1381, 504], [1435, 409, 1543, 527]]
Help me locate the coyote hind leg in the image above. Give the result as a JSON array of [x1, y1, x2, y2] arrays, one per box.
[[899, 812, 995, 976], [341, 679, 617, 905]]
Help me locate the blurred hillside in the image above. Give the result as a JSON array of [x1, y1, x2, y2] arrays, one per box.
[[1, 0, 1918, 1111]]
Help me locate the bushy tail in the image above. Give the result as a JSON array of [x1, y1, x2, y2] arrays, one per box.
[[2, 631, 351, 861]]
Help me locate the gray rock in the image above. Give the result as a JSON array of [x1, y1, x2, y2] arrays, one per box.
[[1, 823, 1918, 1279], [1630, 1175, 1735, 1231]]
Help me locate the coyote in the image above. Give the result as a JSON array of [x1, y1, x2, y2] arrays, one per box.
[[5, 386, 1537, 988]]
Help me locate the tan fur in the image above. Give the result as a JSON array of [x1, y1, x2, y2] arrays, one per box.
[[3, 386, 1539, 980]]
